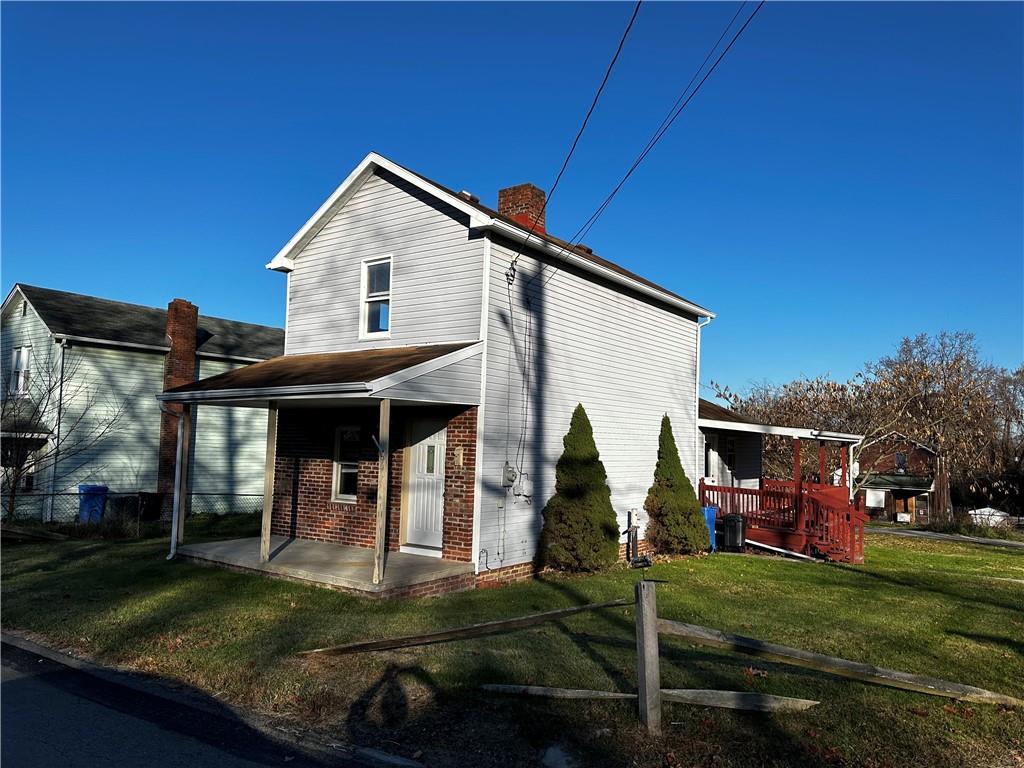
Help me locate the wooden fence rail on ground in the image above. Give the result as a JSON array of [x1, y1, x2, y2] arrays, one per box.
[[299, 581, 1022, 737], [655, 618, 1024, 708], [298, 598, 634, 656]]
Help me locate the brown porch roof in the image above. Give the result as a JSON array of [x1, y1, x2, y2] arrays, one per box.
[[698, 398, 753, 424], [162, 342, 474, 397]]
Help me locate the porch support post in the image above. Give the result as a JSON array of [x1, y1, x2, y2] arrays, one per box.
[[168, 403, 192, 557], [818, 441, 826, 485], [792, 438, 801, 485], [259, 401, 278, 564], [372, 398, 391, 586], [840, 445, 849, 489]]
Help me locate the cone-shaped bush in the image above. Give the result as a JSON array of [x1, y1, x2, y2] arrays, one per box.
[[644, 414, 709, 553], [538, 404, 620, 572]]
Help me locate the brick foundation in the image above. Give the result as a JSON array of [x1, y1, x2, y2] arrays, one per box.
[[270, 405, 476, 561], [618, 538, 652, 560]]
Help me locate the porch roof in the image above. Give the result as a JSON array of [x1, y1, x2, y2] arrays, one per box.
[[860, 473, 933, 491], [698, 399, 863, 444], [157, 341, 482, 406]]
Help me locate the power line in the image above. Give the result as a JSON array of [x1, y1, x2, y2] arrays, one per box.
[[532, 0, 766, 291], [507, 0, 643, 273], [500, 0, 642, 470]]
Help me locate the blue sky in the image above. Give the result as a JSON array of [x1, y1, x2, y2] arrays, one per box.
[[3, 1, 1021, 393]]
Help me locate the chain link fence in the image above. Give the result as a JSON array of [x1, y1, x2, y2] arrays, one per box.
[[2, 491, 263, 540]]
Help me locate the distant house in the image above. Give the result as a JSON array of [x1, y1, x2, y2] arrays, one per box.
[[158, 152, 868, 597], [855, 432, 937, 524], [1, 284, 283, 521]]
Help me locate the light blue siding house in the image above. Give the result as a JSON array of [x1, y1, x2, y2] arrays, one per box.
[[1, 284, 283, 522]]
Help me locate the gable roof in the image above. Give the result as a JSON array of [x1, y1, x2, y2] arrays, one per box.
[[266, 152, 714, 319], [9, 284, 284, 362]]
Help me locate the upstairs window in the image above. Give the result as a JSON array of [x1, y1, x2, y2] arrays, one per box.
[[9, 346, 31, 395], [895, 451, 907, 472], [361, 256, 392, 337]]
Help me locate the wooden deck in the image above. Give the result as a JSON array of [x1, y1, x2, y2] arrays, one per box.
[[701, 480, 867, 564], [178, 536, 475, 594]]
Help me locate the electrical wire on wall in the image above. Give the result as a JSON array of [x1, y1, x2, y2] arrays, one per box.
[[499, 1, 644, 499]]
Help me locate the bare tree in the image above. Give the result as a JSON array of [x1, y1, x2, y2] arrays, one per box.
[[2, 349, 128, 521], [713, 332, 1021, 515]]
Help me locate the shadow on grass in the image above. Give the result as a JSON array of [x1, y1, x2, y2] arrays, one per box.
[[829, 560, 1023, 613], [947, 629, 1024, 658], [5, 541, 1020, 768]]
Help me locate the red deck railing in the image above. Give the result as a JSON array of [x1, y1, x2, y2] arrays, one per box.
[[699, 479, 866, 564]]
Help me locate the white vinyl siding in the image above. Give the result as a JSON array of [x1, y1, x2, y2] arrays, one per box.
[[1, 296, 53, 399], [373, 352, 482, 405], [285, 170, 484, 354], [478, 239, 701, 569], [1, 295, 60, 519], [52, 345, 165, 493], [188, 358, 269, 501]]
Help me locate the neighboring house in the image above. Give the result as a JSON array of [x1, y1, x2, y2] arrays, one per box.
[[696, 398, 865, 559], [1, 284, 284, 521], [855, 431, 936, 524], [159, 152, 866, 597]]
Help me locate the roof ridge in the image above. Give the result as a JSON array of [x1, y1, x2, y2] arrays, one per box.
[[17, 283, 282, 333]]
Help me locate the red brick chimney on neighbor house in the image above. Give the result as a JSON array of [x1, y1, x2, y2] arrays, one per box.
[[157, 298, 198, 494], [498, 183, 546, 234]]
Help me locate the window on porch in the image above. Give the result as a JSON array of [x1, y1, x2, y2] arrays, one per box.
[[333, 426, 361, 504]]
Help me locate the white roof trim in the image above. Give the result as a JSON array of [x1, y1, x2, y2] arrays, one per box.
[[698, 418, 863, 444], [266, 152, 492, 272], [370, 342, 482, 390], [263, 152, 715, 318], [157, 343, 483, 405]]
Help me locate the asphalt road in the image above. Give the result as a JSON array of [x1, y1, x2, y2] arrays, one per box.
[[865, 526, 1024, 549], [1, 642, 355, 768]]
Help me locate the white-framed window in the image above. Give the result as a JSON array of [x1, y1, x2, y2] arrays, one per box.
[[359, 256, 392, 338], [332, 426, 361, 503], [9, 346, 31, 395]]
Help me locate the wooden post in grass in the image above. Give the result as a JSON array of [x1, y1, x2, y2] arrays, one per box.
[[372, 398, 391, 586], [635, 580, 661, 736], [259, 402, 278, 563]]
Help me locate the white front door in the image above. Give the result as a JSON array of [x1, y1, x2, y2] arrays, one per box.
[[403, 420, 446, 554]]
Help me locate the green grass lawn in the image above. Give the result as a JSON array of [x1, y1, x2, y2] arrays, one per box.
[[3, 534, 1022, 767]]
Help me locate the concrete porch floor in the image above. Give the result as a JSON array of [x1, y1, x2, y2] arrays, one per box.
[[177, 536, 475, 594]]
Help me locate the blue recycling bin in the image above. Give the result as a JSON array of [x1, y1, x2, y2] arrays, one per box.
[[703, 505, 719, 552], [78, 485, 108, 524]]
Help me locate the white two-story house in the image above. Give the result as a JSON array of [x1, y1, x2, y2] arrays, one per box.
[[159, 151, 715, 596]]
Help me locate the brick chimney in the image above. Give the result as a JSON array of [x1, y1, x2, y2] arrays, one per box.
[[157, 299, 198, 494], [498, 183, 546, 234]]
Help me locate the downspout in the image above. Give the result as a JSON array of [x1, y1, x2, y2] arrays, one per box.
[[694, 316, 713, 482], [46, 339, 68, 522]]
